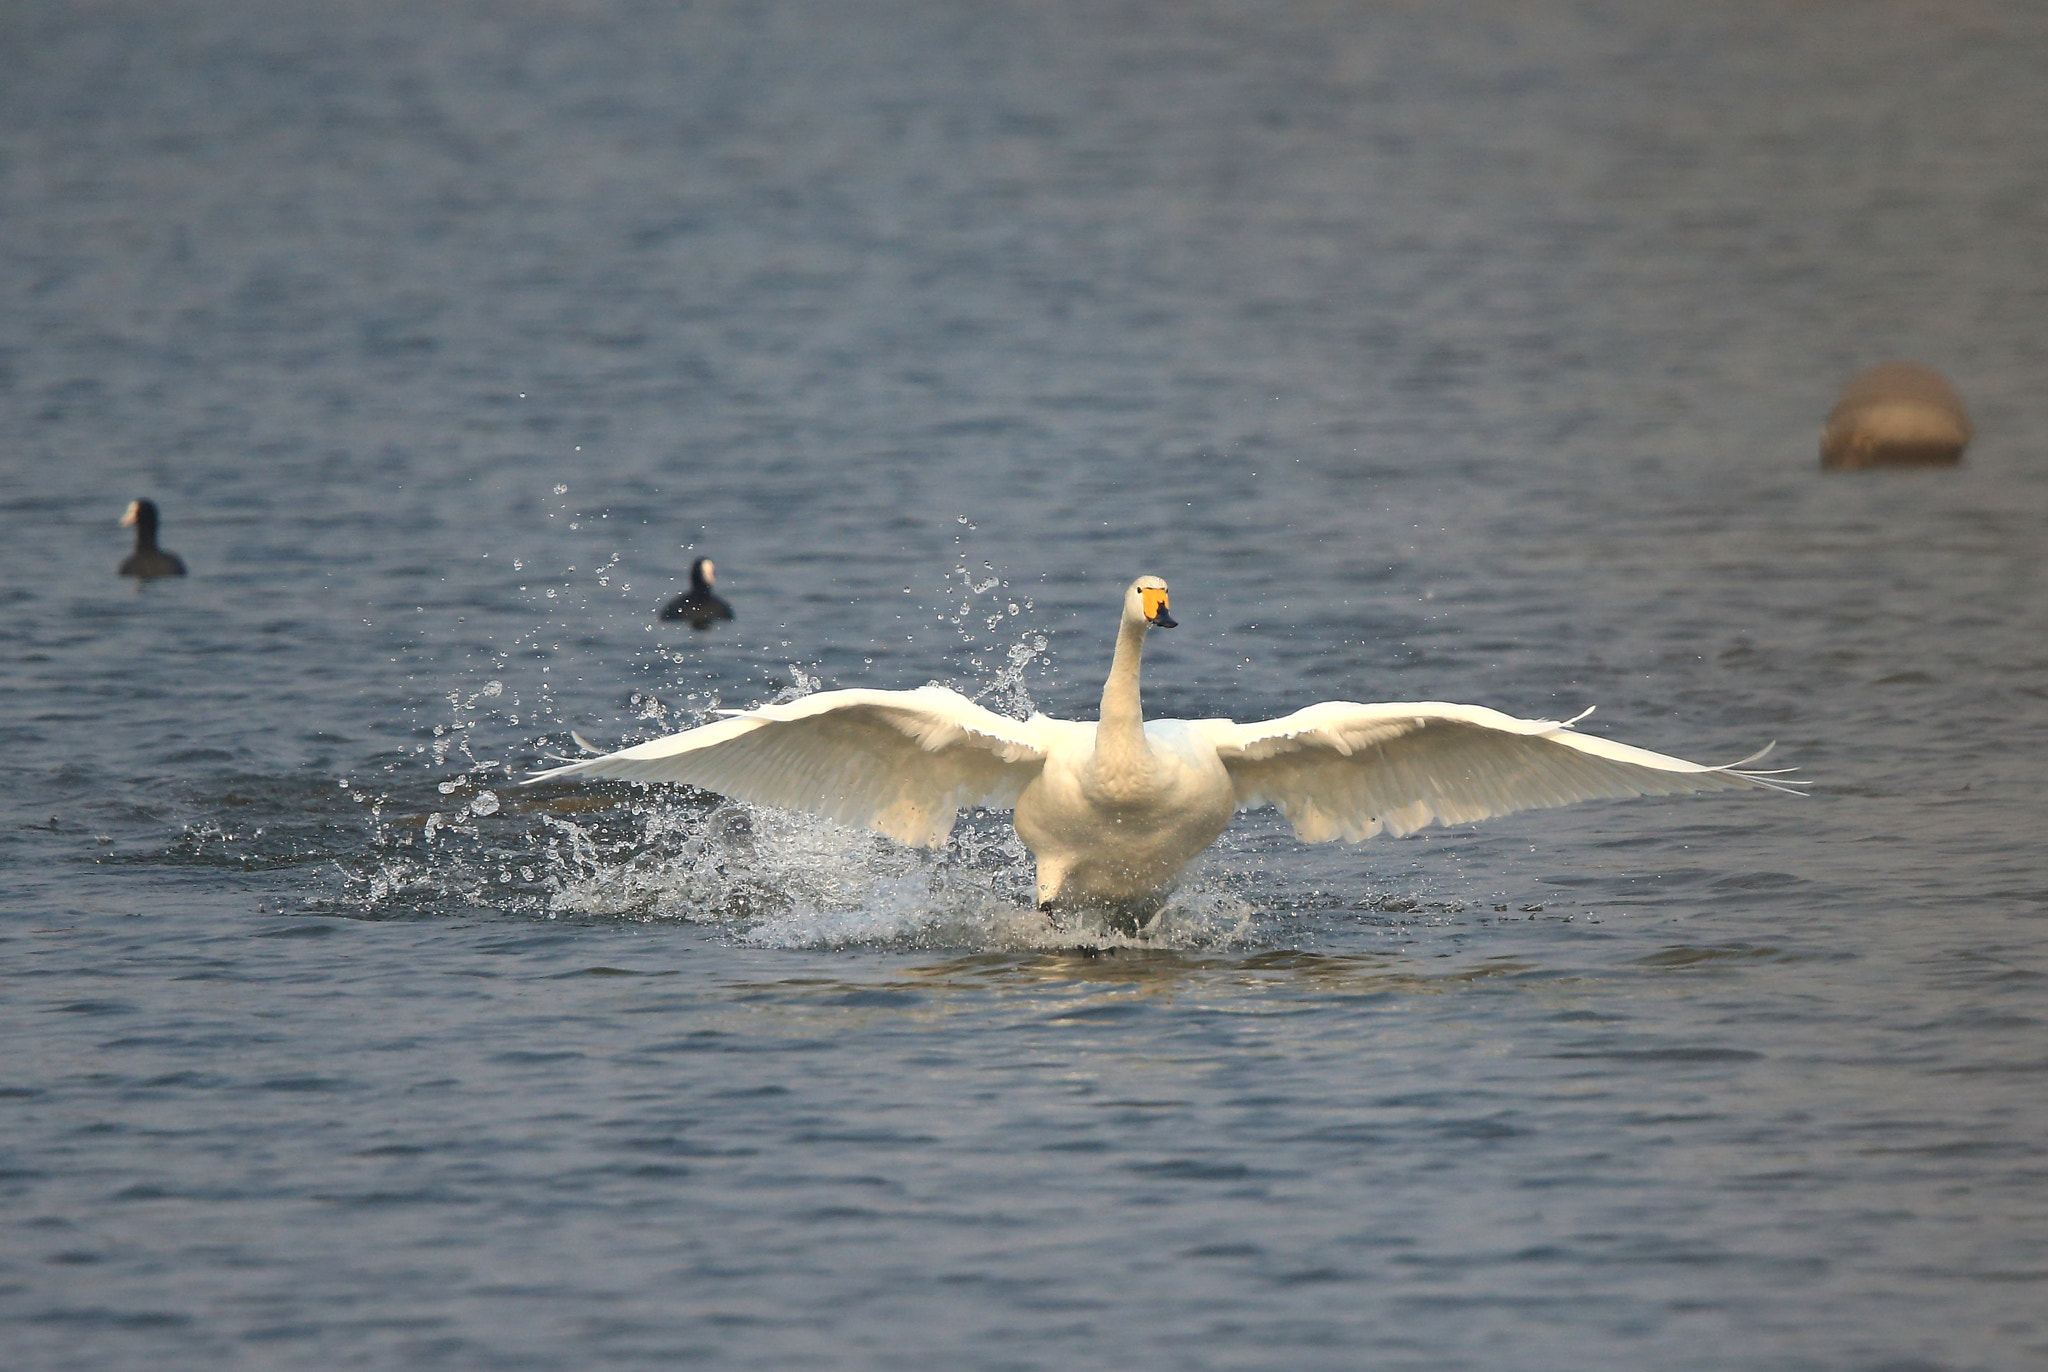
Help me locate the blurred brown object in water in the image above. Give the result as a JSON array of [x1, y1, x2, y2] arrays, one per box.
[[1820, 363, 1972, 470]]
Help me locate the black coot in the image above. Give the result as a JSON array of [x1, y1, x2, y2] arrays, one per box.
[[119, 499, 187, 578], [659, 556, 733, 629]]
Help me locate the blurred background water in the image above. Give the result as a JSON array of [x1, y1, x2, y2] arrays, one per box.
[[4, 1, 2047, 1368]]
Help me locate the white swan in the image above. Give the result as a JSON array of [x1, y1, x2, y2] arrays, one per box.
[[526, 576, 1800, 921]]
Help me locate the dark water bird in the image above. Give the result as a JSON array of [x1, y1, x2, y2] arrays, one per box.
[[1821, 362, 1972, 470], [659, 556, 734, 629], [118, 499, 187, 579], [535, 576, 1802, 930]]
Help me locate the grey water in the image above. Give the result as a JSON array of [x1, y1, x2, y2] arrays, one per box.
[[5, 1, 2047, 1367]]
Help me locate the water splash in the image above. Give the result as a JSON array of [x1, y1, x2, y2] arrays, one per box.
[[932, 555, 1048, 720], [320, 536, 1250, 948], [533, 796, 1257, 951], [331, 721, 1259, 950]]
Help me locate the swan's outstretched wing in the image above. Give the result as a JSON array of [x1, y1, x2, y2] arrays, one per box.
[[525, 686, 1050, 847], [1200, 702, 1801, 843]]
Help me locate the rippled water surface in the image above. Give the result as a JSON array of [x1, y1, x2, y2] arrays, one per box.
[[5, 1, 2048, 1368]]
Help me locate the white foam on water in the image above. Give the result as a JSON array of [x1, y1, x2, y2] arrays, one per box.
[[535, 797, 1260, 952]]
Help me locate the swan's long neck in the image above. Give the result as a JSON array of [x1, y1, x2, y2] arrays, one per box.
[[1094, 611, 1153, 772]]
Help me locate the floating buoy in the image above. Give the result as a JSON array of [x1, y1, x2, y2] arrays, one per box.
[[1820, 363, 1972, 470]]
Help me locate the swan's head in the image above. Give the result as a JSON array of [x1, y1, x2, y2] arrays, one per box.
[[1127, 575, 1177, 630], [691, 557, 716, 588], [120, 499, 154, 530]]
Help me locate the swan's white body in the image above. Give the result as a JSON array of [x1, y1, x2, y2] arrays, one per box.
[[527, 577, 1799, 916]]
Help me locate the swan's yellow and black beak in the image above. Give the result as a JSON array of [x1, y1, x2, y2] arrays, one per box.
[[1142, 587, 1177, 629]]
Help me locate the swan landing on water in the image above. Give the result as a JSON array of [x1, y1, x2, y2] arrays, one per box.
[[526, 577, 1802, 928]]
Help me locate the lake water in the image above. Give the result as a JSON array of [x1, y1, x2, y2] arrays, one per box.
[[5, 1, 2047, 1368]]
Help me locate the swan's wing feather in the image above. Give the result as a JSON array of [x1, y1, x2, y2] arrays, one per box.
[[524, 686, 1049, 847], [1202, 701, 1802, 843]]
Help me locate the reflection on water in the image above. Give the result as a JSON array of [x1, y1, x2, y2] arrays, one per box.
[[902, 947, 1537, 994]]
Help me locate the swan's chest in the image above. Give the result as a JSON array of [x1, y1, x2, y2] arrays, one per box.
[[1031, 724, 1232, 827]]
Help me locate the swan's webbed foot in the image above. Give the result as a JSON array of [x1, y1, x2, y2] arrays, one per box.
[[1039, 892, 1168, 940]]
